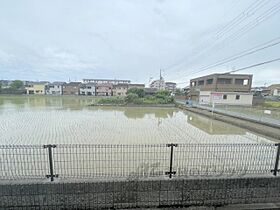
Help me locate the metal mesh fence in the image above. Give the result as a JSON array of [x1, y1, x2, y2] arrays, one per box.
[[0, 143, 279, 181], [0, 145, 49, 180], [174, 143, 277, 176], [53, 144, 170, 179]]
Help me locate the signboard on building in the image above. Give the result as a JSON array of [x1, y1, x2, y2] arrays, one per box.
[[211, 93, 223, 101]]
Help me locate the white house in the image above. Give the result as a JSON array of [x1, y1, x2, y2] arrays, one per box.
[[80, 83, 96, 96], [46, 82, 65, 95], [199, 91, 253, 106]]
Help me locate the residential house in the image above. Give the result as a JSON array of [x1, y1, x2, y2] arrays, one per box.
[[268, 84, 280, 96], [46, 82, 65, 95], [80, 83, 96, 96], [26, 82, 48, 95], [96, 83, 113, 96], [62, 82, 81, 95], [113, 84, 128, 96], [189, 73, 253, 106]]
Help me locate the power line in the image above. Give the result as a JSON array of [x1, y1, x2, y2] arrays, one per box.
[[175, 57, 280, 85], [163, 0, 270, 72], [186, 36, 280, 75], [229, 57, 280, 73], [164, 1, 280, 76]]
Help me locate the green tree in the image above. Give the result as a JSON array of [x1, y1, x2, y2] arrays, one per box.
[[155, 90, 169, 99], [127, 88, 145, 98], [10, 80, 24, 90], [175, 88, 184, 96], [125, 93, 139, 103]]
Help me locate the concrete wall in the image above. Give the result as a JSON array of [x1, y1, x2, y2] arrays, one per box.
[[1, 177, 279, 209], [199, 91, 253, 106]]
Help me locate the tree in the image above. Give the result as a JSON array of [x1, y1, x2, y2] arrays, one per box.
[[175, 88, 184, 96], [10, 80, 24, 90], [127, 88, 145, 98]]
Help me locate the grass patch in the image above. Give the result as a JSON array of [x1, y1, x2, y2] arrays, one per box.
[[264, 101, 280, 108], [97, 97, 126, 105]]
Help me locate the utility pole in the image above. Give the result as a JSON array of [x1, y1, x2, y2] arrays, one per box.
[[159, 69, 162, 90]]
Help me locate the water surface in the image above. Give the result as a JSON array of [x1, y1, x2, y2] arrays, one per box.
[[0, 96, 275, 145]]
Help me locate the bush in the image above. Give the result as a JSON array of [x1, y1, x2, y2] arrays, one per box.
[[155, 90, 170, 99], [133, 98, 145, 104], [97, 97, 125, 105], [125, 93, 139, 103]]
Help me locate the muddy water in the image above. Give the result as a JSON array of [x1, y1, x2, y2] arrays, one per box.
[[0, 95, 275, 145]]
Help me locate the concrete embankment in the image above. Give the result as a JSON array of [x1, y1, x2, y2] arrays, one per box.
[[0, 176, 279, 209], [177, 105, 280, 140]]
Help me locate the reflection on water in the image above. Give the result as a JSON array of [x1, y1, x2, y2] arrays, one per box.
[[186, 113, 245, 135], [0, 95, 275, 145]]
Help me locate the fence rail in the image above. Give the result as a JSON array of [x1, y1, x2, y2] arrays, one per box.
[[0, 143, 279, 181]]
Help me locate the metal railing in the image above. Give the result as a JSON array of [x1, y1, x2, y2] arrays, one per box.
[[0, 143, 279, 181]]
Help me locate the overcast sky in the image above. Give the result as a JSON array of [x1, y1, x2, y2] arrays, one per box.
[[0, 0, 279, 87]]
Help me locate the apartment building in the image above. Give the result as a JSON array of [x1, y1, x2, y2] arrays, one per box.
[[62, 82, 81, 95], [83, 79, 130, 85], [150, 79, 165, 90], [46, 82, 65, 95], [80, 83, 96, 96], [165, 82, 176, 93]]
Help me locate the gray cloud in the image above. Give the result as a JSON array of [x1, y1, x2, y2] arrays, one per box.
[[0, 0, 279, 86]]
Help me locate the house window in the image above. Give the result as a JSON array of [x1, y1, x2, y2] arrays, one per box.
[[217, 78, 232, 84], [198, 80, 204, 86], [236, 79, 249, 85], [236, 95, 240, 100], [191, 81, 196, 87], [206, 79, 213, 85], [223, 94, 227, 100]]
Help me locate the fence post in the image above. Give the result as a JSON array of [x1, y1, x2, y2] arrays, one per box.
[[165, 143, 178, 178], [43, 144, 58, 181], [271, 143, 280, 176]]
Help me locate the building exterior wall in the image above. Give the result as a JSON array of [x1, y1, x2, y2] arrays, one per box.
[[273, 88, 280, 96], [62, 83, 80, 95], [165, 82, 176, 92], [128, 84, 145, 89], [26, 84, 46, 95], [83, 79, 130, 85], [150, 80, 165, 90], [96, 84, 113, 96], [113, 84, 128, 96], [80, 84, 96, 96], [199, 91, 253, 106], [190, 74, 253, 93], [46, 83, 64, 95], [268, 84, 280, 96]]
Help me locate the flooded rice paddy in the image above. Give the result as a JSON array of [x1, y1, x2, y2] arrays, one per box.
[[0, 96, 275, 145]]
